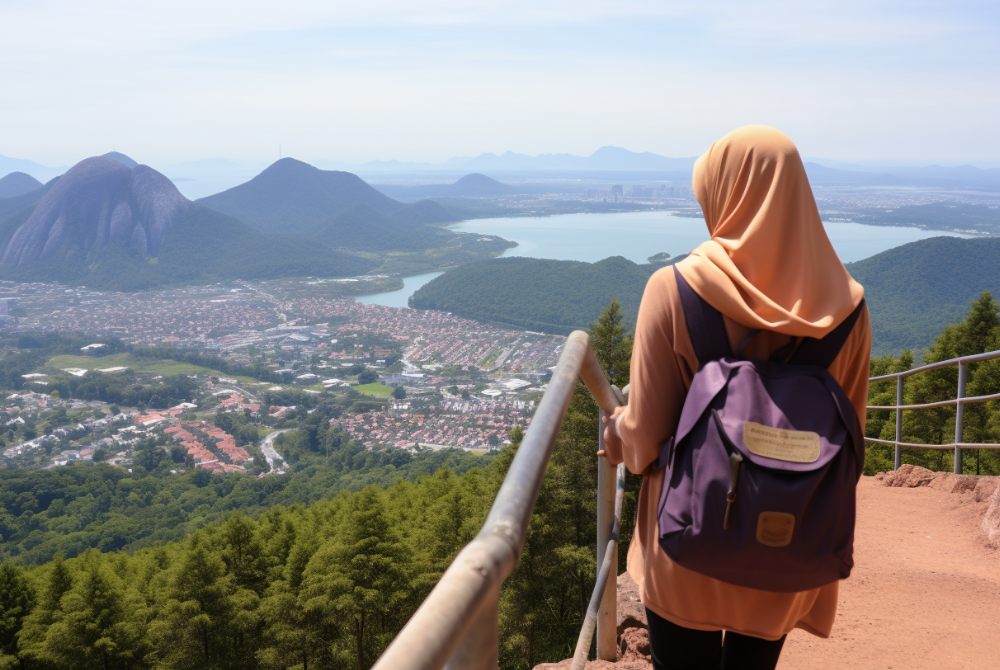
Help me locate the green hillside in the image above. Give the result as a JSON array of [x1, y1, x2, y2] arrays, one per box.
[[409, 256, 662, 334], [846, 236, 1000, 355], [409, 237, 1000, 356]]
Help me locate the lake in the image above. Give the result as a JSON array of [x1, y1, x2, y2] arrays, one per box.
[[354, 211, 963, 306], [355, 271, 444, 308]]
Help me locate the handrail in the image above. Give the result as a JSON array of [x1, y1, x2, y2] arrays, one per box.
[[372, 331, 626, 670], [866, 348, 1000, 472], [869, 348, 1000, 382], [571, 461, 625, 670]]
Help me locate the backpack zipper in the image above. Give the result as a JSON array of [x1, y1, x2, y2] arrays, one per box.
[[724, 451, 743, 530], [711, 409, 743, 531]]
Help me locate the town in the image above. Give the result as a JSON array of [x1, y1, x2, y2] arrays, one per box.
[[0, 277, 564, 471]]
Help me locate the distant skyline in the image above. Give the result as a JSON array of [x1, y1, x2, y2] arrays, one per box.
[[1, 1, 998, 166]]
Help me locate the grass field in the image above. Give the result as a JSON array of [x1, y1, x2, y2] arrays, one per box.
[[44, 354, 252, 382], [353, 382, 394, 398]]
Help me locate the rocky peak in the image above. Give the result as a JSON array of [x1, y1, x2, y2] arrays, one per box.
[[1, 156, 188, 266]]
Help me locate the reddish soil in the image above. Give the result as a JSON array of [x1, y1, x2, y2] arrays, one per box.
[[536, 472, 1000, 669], [779, 476, 1000, 669]]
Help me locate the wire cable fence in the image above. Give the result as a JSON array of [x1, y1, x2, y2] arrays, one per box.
[[371, 330, 627, 670], [866, 349, 1000, 473]]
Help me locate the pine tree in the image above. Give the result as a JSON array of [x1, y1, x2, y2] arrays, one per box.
[[301, 488, 413, 670], [38, 556, 148, 670], [589, 298, 633, 387], [0, 562, 34, 670]]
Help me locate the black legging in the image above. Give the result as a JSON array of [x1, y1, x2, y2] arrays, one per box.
[[646, 608, 786, 670]]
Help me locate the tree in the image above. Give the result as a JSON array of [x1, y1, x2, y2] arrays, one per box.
[[391, 386, 406, 400], [874, 291, 1000, 475], [0, 563, 34, 670], [357, 370, 378, 385], [301, 488, 413, 670], [589, 298, 633, 387], [37, 556, 148, 670], [152, 533, 236, 669]]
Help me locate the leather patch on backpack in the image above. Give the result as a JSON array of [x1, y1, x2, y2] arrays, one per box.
[[743, 421, 821, 463], [756, 512, 795, 547]]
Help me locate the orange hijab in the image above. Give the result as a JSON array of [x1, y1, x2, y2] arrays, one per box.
[[676, 126, 864, 339]]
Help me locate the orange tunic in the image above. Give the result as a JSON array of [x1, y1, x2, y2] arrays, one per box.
[[602, 267, 871, 641]]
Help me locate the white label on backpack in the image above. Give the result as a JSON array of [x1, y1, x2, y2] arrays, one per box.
[[743, 422, 821, 463]]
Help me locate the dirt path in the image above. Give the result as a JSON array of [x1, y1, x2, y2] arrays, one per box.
[[779, 477, 1000, 669]]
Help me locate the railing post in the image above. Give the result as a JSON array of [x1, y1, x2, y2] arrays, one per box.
[[596, 409, 617, 661], [895, 376, 903, 470], [954, 362, 967, 474], [444, 589, 499, 670]]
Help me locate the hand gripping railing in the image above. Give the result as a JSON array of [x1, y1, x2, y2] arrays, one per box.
[[867, 348, 1000, 473], [372, 331, 627, 670]]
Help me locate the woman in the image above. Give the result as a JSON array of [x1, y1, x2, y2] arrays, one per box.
[[600, 126, 871, 670]]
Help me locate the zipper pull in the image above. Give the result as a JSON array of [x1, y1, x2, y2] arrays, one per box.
[[723, 451, 743, 531]]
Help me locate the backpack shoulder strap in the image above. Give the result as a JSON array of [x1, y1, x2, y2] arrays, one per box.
[[787, 299, 866, 369], [673, 266, 732, 364]]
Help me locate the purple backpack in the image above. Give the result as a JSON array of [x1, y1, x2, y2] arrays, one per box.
[[657, 267, 865, 592]]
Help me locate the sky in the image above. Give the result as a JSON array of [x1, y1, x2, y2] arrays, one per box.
[[1, 0, 998, 167]]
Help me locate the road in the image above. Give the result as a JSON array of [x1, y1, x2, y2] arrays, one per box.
[[260, 429, 292, 474]]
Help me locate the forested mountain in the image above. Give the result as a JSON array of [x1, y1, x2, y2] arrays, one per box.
[[847, 236, 1000, 355], [410, 256, 665, 334], [197, 158, 403, 232], [0, 157, 375, 290], [0, 172, 42, 198]]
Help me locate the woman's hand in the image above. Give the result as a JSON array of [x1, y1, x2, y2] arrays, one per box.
[[598, 405, 626, 459]]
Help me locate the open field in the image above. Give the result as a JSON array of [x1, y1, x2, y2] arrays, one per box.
[[353, 382, 394, 398], [43, 353, 252, 381]]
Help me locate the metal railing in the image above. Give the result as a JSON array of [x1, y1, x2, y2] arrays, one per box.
[[372, 331, 627, 670], [867, 349, 1000, 473]]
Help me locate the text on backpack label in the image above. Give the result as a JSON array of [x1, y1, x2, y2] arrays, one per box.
[[743, 421, 821, 463]]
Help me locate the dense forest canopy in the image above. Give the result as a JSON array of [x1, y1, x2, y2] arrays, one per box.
[[409, 256, 666, 335]]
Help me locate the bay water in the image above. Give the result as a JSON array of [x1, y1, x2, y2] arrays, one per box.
[[355, 211, 963, 306]]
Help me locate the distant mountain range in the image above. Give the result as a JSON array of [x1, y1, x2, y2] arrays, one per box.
[[316, 146, 699, 174], [0, 154, 505, 290], [0, 156, 386, 289], [410, 236, 1000, 356], [0, 154, 65, 183], [5, 147, 1000, 196], [375, 173, 522, 201]]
